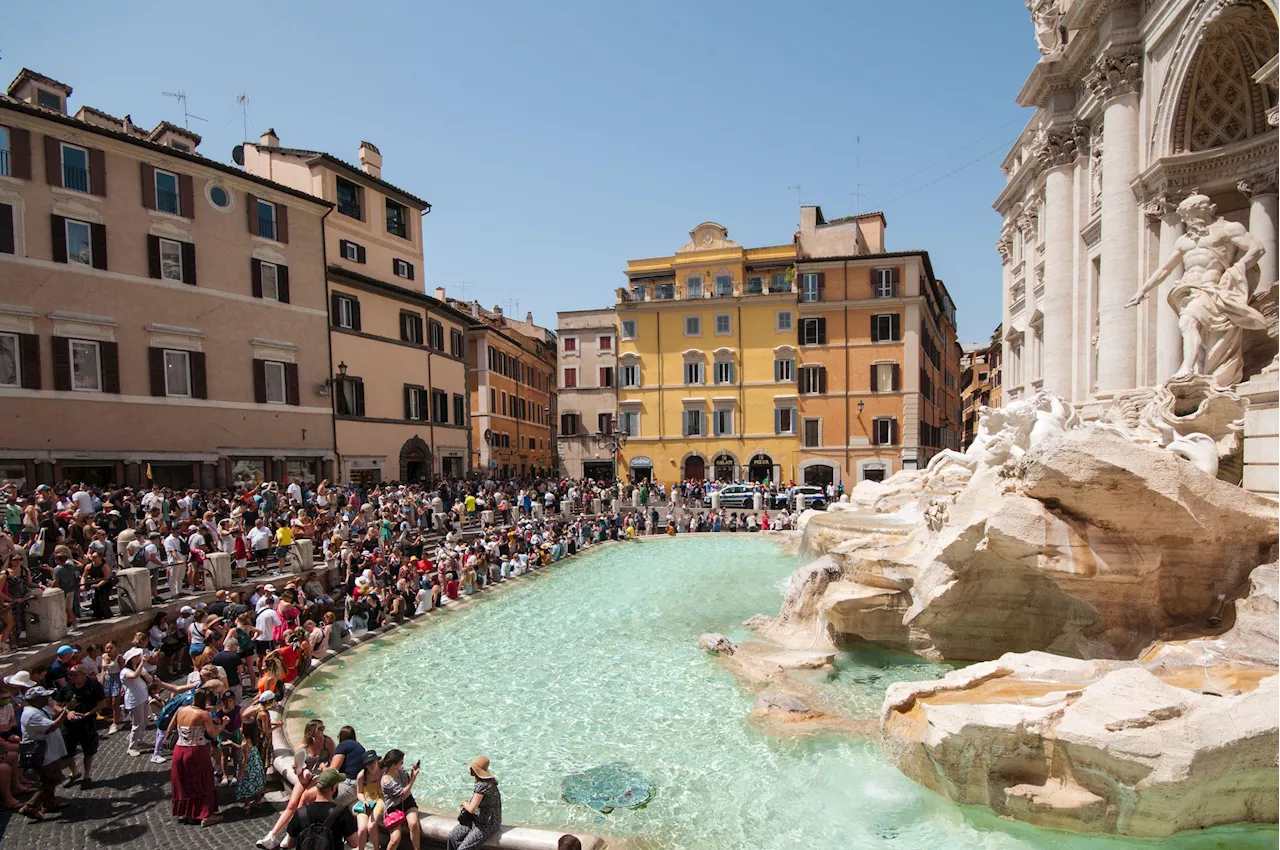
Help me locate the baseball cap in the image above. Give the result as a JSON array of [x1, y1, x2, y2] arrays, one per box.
[[24, 685, 55, 698], [362, 750, 380, 766], [257, 690, 276, 704], [56, 645, 75, 656], [315, 769, 343, 790], [180, 606, 195, 615]]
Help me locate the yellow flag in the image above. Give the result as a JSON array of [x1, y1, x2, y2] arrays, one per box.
[[146, 463, 153, 480]]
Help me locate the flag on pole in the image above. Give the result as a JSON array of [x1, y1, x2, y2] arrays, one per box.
[[146, 463, 153, 480]]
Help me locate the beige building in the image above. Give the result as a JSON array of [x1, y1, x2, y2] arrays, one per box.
[[0, 69, 335, 489], [243, 131, 472, 485], [555, 307, 617, 480]]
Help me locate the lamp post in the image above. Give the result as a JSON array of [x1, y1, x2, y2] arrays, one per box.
[[595, 417, 627, 484]]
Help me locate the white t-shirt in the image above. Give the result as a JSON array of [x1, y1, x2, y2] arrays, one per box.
[[121, 668, 149, 710], [248, 526, 273, 552], [163, 535, 185, 564], [255, 607, 281, 638], [142, 491, 162, 512], [287, 482, 303, 503], [71, 490, 95, 516]]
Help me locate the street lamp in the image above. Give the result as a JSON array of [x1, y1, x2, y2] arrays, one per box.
[[595, 417, 627, 483], [857, 399, 865, 415], [337, 361, 348, 378]]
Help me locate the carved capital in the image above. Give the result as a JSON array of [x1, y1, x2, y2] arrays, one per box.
[[1017, 212, 1038, 238], [1237, 173, 1278, 198], [1087, 46, 1143, 102], [996, 235, 1013, 264], [1142, 197, 1177, 220], [1032, 125, 1085, 169]]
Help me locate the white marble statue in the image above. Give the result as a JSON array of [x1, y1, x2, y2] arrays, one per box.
[[926, 398, 1045, 476], [1026, 0, 1065, 55], [1125, 193, 1267, 388]]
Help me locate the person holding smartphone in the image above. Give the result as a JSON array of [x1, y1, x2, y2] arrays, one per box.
[[378, 749, 421, 850]]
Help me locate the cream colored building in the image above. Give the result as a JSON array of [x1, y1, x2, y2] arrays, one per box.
[[0, 69, 335, 489], [243, 131, 472, 484], [556, 307, 617, 480], [995, 0, 1278, 409]]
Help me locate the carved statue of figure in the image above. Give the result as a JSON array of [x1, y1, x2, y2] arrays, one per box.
[[1126, 193, 1268, 387], [1030, 390, 1081, 448], [1026, 0, 1065, 54], [926, 399, 1042, 477]]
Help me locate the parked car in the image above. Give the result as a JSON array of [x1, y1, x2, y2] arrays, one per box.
[[703, 484, 757, 508], [775, 485, 827, 510]]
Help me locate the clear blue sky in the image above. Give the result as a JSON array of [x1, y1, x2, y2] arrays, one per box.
[[7, 1, 1038, 342]]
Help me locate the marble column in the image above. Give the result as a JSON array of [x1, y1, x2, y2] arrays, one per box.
[[1034, 127, 1081, 399], [996, 231, 1013, 397], [1090, 47, 1143, 396], [1148, 199, 1184, 382], [1239, 176, 1278, 294]]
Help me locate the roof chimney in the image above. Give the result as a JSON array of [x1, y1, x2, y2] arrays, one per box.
[[358, 141, 382, 179], [470, 301, 480, 319], [526, 311, 534, 324], [434, 287, 447, 301], [259, 127, 279, 147]]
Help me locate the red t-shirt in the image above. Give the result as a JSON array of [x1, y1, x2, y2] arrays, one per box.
[[278, 644, 300, 683]]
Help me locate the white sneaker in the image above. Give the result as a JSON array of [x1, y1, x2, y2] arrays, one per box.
[[127, 748, 142, 757], [107, 723, 120, 735], [150, 754, 167, 764], [257, 831, 282, 850]]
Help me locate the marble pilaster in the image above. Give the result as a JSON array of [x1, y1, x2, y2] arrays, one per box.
[[1033, 126, 1082, 398]]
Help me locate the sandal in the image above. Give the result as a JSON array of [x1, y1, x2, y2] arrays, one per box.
[[201, 814, 224, 827], [18, 806, 44, 821]]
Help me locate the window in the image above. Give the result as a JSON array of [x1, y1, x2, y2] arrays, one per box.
[[256, 199, 277, 240], [563, 336, 577, 353], [714, 360, 735, 384], [770, 272, 790, 293], [774, 357, 794, 382], [168, 141, 190, 153], [263, 360, 287, 404], [873, 268, 897, 298], [385, 199, 408, 238], [336, 177, 363, 220], [598, 413, 614, 435], [428, 320, 445, 351], [260, 262, 280, 301], [393, 259, 412, 279], [800, 317, 826, 346], [563, 367, 578, 388], [655, 283, 675, 300], [38, 90, 62, 110], [803, 418, 820, 448], [621, 320, 637, 340], [150, 348, 191, 397], [209, 185, 231, 209], [432, 390, 449, 423], [65, 219, 93, 266], [334, 295, 356, 329], [872, 362, 898, 392], [0, 127, 8, 177], [401, 312, 424, 345], [684, 316, 701, 336], [715, 275, 732, 297], [561, 413, 581, 435], [0, 332, 19, 387], [871, 313, 901, 342], [801, 273, 820, 302], [776, 311, 793, 332], [684, 361, 704, 385], [155, 169, 180, 215], [714, 314, 731, 335], [630, 285, 647, 302], [620, 363, 640, 387], [454, 393, 465, 425], [335, 376, 363, 415], [775, 406, 797, 434], [599, 366, 614, 388], [683, 409, 703, 436], [158, 238, 183, 282], [450, 329, 464, 358], [69, 339, 101, 391], [713, 408, 733, 436], [798, 365, 826, 394], [405, 386, 423, 420], [619, 411, 639, 436], [873, 417, 897, 445], [745, 276, 763, 294], [342, 241, 360, 261], [685, 277, 702, 299], [61, 143, 89, 193], [598, 335, 612, 351]]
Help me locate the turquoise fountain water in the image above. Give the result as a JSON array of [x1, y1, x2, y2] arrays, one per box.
[[304, 536, 1276, 850]]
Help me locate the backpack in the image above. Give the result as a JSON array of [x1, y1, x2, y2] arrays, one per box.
[[131, 544, 149, 569], [295, 804, 345, 850], [179, 535, 191, 556]]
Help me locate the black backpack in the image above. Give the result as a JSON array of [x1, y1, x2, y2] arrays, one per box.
[[294, 804, 344, 850], [131, 544, 149, 569]]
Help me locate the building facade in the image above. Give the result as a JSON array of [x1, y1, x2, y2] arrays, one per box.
[[555, 308, 618, 480], [0, 69, 335, 489], [243, 131, 472, 485], [445, 297, 557, 479], [996, 0, 1278, 409], [960, 338, 1001, 448], [614, 210, 960, 486]]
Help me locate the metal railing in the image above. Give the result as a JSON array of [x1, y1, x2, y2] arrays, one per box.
[[0, 149, 9, 177], [338, 200, 362, 219], [63, 164, 90, 192], [258, 213, 276, 240], [157, 187, 180, 215]]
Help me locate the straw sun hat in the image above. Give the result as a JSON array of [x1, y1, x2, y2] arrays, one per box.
[[468, 755, 493, 779]]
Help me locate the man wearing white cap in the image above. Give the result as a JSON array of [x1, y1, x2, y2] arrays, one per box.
[[17, 685, 68, 819]]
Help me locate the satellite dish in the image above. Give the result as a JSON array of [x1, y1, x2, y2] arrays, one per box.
[[232, 144, 245, 166], [484, 428, 493, 444]]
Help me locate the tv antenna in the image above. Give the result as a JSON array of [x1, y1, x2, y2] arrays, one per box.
[[236, 93, 250, 142], [162, 90, 207, 130], [787, 184, 801, 227], [853, 135, 863, 214]]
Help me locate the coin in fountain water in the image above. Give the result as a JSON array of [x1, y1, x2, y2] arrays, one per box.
[[562, 763, 654, 814]]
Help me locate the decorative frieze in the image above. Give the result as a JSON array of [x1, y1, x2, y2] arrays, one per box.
[[1087, 46, 1143, 101]]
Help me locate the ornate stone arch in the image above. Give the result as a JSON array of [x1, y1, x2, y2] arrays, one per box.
[[398, 435, 432, 483], [1152, 0, 1279, 157]]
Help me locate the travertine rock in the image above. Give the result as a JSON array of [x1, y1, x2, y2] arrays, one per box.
[[698, 633, 736, 655], [755, 691, 811, 714]]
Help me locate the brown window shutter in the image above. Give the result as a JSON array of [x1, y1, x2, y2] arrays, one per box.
[[252, 358, 267, 403], [276, 265, 290, 303], [44, 135, 61, 186], [891, 363, 901, 391], [329, 292, 339, 322], [251, 258, 263, 297], [819, 367, 827, 394], [356, 245, 366, 264], [870, 363, 878, 392], [140, 163, 156, 210], [179, 174, 194, 219], [50, 214, 67, 263], [817, 318, 826, 344], [870, 315, 879, 343], [149, 346, 166, 396], [870, 419, 879, 446], [0, 203, 13, 254], [407, 261, 415, 281], [88, 149, 106, 196], [355, 380, 365, 416], [351, 298, 361, 331], [190, 351, 207, 399], [891, 313, 901, 341], [90, 223, 108, 270], [816, 271, 825, 300], [891, 267, 901, 297], [181, 241, 196, 285], [51, 336, 71, 390], [19, 333, 41, 389], [246, 194, 258, 236], [404, 386, 413, 420], [890, 418, 898, 445], [276, 205, 289, 243], [285, 362, 300, 406], [147, 234, 162, 278], [100, 341, 120, 393], [9, 128, 31, 180]]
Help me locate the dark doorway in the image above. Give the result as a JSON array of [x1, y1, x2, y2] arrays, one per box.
[[861, 464, 887, 483], [583, 461, 615, 481], [804, 464, 835, 487], [399, 436, 432, 484], [65, 463, 117, 488], [747, 454, 773, 483], [683, 456, 706, 481], [713, 455, 735, 482]]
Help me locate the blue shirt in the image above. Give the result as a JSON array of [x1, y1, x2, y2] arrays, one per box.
[[333, 738, 365, 781]]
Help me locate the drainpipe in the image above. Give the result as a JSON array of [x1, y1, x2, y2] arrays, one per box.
[[843, 260, 850, 486], [426, 342, 436, 483], [655, 308, 662, 484], [319, 206, 339, 483], [736, 295, 744, 480]]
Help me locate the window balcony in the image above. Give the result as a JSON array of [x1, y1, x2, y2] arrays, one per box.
[[338, 200, 362, 219], [157, 187, 180, 215], [258, 213, 277, 241], [654, 285, 675, 300], [63, 164, 89, 193], [0, 149, 9, 177]]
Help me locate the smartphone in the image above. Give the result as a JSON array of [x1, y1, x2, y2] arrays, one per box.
[[413, 760, 420, 770]]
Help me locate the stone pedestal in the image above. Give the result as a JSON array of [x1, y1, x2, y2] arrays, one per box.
[[591, 498, 602, 515], [481, 509, 495, 526], [1239, 371, 1279, 499], [207, 552, 233, 590], [561, 499, 572, 519], [796, 493, 807, 512], [28, 587, 67, 643], [610, 499, 620, 514], [533, 502, 544, 520], [752, 492, 763, 511], [290, 539, 314, 574], [631, 490, 641, 508], [433, 512, 446, 531], [710, 491, 721, 510], [431, 496, 443, 515], [117, 567, 152, 614]]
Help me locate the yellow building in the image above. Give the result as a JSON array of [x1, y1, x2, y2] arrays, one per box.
[[615, 222, 803, 485]]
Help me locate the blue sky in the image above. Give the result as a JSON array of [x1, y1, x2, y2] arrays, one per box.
[[7, 1, 1038, 342]]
